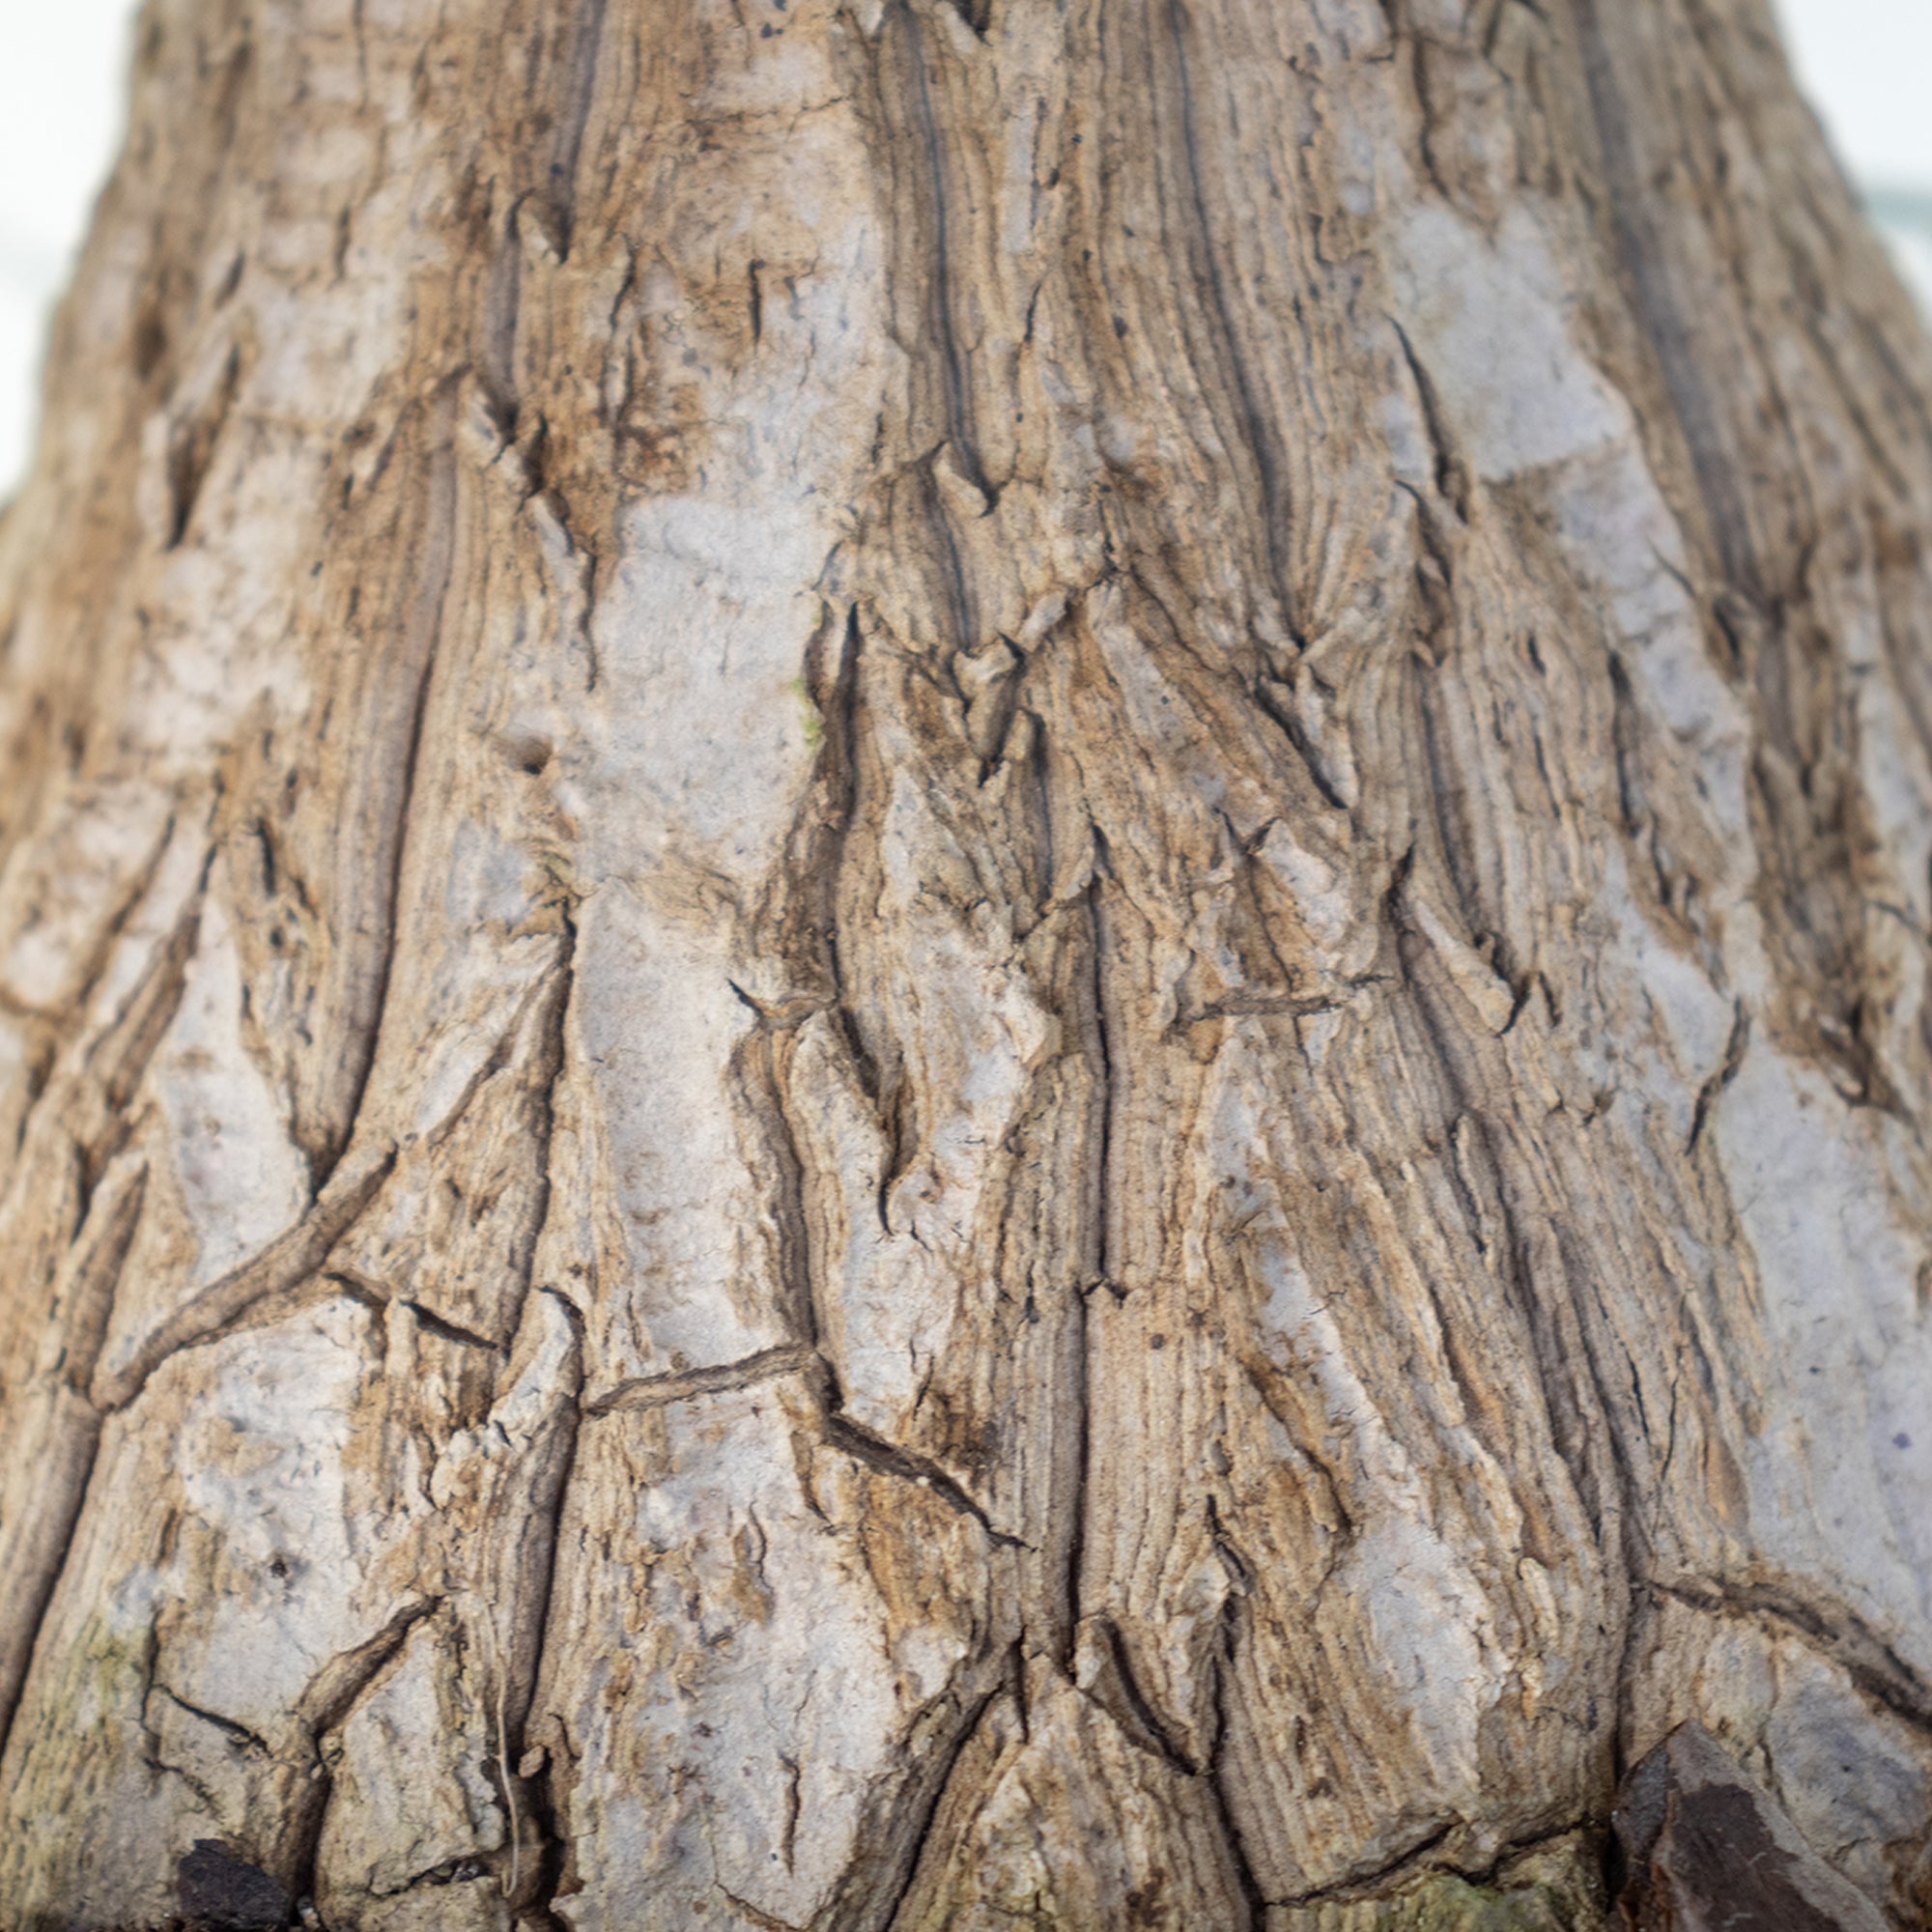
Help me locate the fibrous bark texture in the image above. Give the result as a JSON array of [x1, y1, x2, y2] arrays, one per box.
[[2, 0, 1931, 1925]]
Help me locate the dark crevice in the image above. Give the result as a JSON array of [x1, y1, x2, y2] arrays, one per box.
[[2, 1157, 150, 1776], [729, 599, 866, 1435], [313, 395, 460, 1199], [513, 1296, 586, 1930], [940, 0, 991, 41], [874, 1061, 921, 1238], [750, 1026, 826, 1353], [1046, 863, 1116, 1681], [96, 1144, 398, 1410], [1277, 1824, 1458, 1910], [910, 443, 980, 664], [1085, 853, 1118, 1292], [1251, 675, 1349, 812], [0, 1144, 154, 1753], [1205, 1674, 1268, 1928], [746, 256, 765, 347], [1088, 1615, 1198, 1776], [152, 1682, 273, 1757], [1187, 989, 1345, 1025], [481, 217, 523, 428], [1388, 315, 1471, 519], [44, 817, 202, 1177], [1655, 1576, 1932, 1738], [79, 862, 210, 1208], [298, 1598, 440, 1738], [823, 1676, 1007, 1932], [895, 1, 991, 506], [1406, 26, 1460, 211], [780, 1753, 802, 1874], [71, 810, 191, 1023], [1056, 1264, 1090, 1677], [1278, 1818, 1606, 1912], [1199, 1537, 1268, 1928], [66, 1162, 153, 1391], [717, 1886, 804, 1932], [412, 955, 562, 1167], [1409, 646, 1496, 967], [820, 1410, 1029, 1549], [818, 606, 884, 1106], [1606, 651, 1649, 842], [1686, 1000, 1749, 1153], [584, 1344, 821, 1418], [507, 911, 578, 1338], [966, 638, 1025, 790], [163, 343, 242, 550], [281, 1596, 442, 1906], [1163, 0, 1298, 640], [542, 0, 610, 257], [1454, 1822, 1605, 1893], [0, 1417, 102, 1766], [397, 1297, 507, 1355]]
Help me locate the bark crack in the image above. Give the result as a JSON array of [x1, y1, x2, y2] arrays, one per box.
[[823, 1672, 1009, 1932], [309, 386, 459, 1195], [164, 343, 243, 550], [583, 1345, 821, 1418], [1085, 1614, 1199, 1776], [1388, 315, 1471, 521], [1685, 999, 1749, 1154], [281, 1596, 443, 1908], [151, 1681, 274, 1758], [1203, 1538, 1267, 1928], [0, 1419, 102, 1766], [896, 1, 991, 508], [1163, 0, 1297, 641], [91, 1144, 398, 1410], [1250, 674, 1350, 812], [508, 909, 578, 1339], [0, 1158, 149, 1759], [820, 1408, 1031, 1549], [1272, 1818, 1605, 1910], [1279, 1826, 1458, 1910], [1655, 1575, 1932, 1738], [396, 1296, 509, 1356], [72, 835, 213, 1206], [718, 1886, 804, 1931], [1048, 864, 1114, 1674], [542, 0, 611, 257]]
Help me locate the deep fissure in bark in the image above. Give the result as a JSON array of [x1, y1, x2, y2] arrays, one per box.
[[5, 0, 1932, 1925]]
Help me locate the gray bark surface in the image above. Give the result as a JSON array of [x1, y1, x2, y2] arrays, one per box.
[[1, 0, 1931, 1925]]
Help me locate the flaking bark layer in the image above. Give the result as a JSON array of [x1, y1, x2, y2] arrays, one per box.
[[2, 0, 1932, 1926]]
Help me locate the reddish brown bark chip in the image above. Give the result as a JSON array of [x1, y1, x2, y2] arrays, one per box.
[[176, 1838, 292, 1931], [1614, 1725, 1891, 1932]]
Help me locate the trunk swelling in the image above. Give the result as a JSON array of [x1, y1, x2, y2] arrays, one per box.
[[1, 0, 1930, 1925]]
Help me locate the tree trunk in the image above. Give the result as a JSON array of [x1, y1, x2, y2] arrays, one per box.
[[2, 0, 1931, 1925]]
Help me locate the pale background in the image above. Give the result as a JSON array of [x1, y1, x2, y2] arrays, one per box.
[[0, 0, 1926, 491]]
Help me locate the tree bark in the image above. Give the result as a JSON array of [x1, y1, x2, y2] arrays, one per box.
[[2, 0, 1931, 1925]]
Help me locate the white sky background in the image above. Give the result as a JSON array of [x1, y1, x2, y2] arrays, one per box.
[[0, 0, 133, 493], [0, 0, 1927, 490]]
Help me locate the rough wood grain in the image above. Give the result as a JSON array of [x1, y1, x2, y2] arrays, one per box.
[[1, 0, 1930, 1926]]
